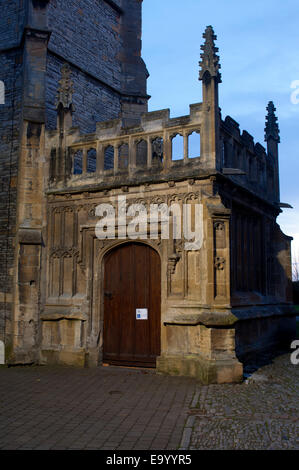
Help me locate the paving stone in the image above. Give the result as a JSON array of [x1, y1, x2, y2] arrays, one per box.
[[189, 355, 299, 450], [0, 355, 297, 450], [0, 365, 196, 450]]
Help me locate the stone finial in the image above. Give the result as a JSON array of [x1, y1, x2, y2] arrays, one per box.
[[265, 101, 280, 143], [55, 64, 75, 111], [199, 25, 222, 83]]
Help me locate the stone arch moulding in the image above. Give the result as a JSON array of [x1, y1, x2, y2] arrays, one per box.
[[100, 241, 162, 368], [86, 236, 164, 368]]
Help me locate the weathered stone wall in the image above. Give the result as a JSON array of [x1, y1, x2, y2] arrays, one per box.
[[235, 315, 296, 364], [0, 0, 26, 47], [1, 6, 293, 382], [46, 0, 122, 131], [46, 53, 122, 133], [0, 0, 148, 356], [0, 0, 25, 344], [46, 0, 148, 132], [47, 0, 123, 89]]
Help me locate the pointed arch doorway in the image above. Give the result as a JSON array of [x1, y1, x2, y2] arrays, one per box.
[[103, 243, 161, 367]]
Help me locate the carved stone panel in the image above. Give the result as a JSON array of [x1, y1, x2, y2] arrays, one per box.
[[213, 220, 228, 301]]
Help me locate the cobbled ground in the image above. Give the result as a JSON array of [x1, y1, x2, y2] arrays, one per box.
[[189, 354, 299, 450]]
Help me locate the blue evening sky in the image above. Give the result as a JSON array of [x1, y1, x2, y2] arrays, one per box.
[[142, 0, 299, 257]]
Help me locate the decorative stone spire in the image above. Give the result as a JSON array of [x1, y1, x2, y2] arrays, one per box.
[[265, 101, 280, 143], [55, 64, 75, 111], [199, 26, 222, 83], [199, 26, 221, 170]]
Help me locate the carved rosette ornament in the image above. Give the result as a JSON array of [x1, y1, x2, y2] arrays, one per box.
[[214, 221, 224, 232], [214, 256, 225, 271]]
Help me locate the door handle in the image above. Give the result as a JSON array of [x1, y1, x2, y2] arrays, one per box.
[[104, 291, 113, 299]]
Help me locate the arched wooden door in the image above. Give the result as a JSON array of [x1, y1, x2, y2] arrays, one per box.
[[103, 243, 161, 367]]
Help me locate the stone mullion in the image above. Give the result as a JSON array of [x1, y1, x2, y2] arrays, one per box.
[[55, 146, 60, 180], [82, 148, 87, 174], [167, 214, 180, 297], [264, 219, 270, 295], [261, 216, 267, 296], [50, 208, 55, 249], [184, 133, 189, 162], [249, 216, 254, 291], [213, 221, 222, 299], [257, 218, 263, 293], [49, 257, 53, 297], [72, 209, 78, 297], [147, 136, 152, 168], [72, 254, 76, 297], [61, 209, 66, 247], [59, 210, 65, 297], [58, 256, 63, 297], [207, 201, 230, 307], [96, 142, 104, 175], [113, 143, 119, 173], [86, 234, 94, 336], [48, 208, 54, 298], [205, 213, 215, 306], [164, 132, 172, 168], [73, 208, 78, 247], [243, 216, 248, 292], [211, 215, 231, 306], [129, 137, 136, 172], [224, 217, 232, 302], [183, 248, 188, 298]]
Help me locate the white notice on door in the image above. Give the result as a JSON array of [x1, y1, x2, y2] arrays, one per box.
[[136, 308, 148, 320]]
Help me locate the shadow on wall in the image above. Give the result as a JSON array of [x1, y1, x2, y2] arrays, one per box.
[[235, 225, 296, 375], [293, 281, 299, 304], [0, 340, 4, 365]]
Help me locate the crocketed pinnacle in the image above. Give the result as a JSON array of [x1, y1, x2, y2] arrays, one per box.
[[199, 25, 222, 83], [55, 63, 75, 111], [265, 101, 280, 143]]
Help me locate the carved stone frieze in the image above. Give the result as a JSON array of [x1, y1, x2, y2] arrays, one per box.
[[50, 246, 79, 259]]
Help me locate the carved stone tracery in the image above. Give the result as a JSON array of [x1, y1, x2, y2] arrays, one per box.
[[55, 64, 75, 111], [50, 247, 79, 259]]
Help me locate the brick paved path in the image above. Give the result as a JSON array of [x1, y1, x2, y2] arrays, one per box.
[[0, 365, 196, 450], [0, 354, 298, 450]]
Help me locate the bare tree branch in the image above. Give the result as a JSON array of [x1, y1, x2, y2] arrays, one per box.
[[292, 249, 299, 281]]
